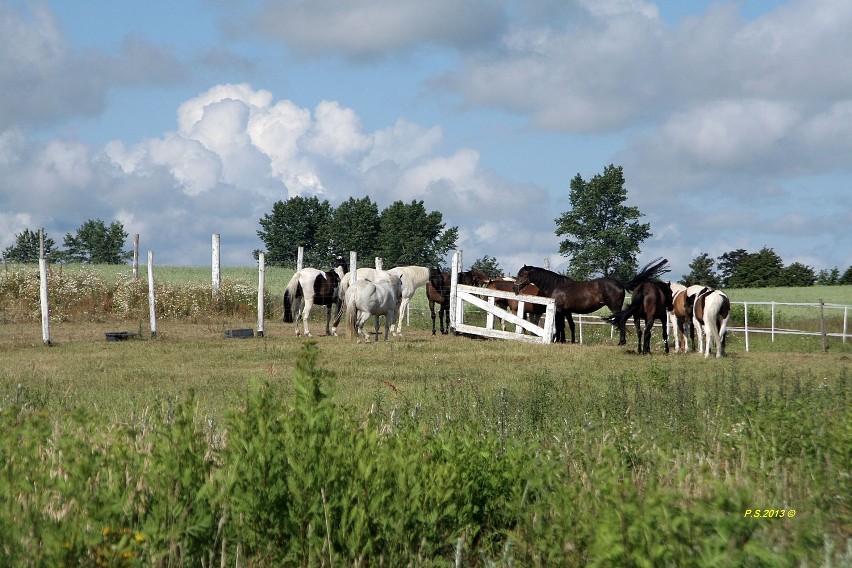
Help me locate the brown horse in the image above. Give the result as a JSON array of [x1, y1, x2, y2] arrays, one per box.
[[426, 269, 488, 335], [514, 258, 670, 344], [485, 279, 547, 331], [606, 280, 673, 354]]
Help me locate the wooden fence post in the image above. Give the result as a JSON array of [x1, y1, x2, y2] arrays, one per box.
[[819, 299, 827, 353], [133, 234, 140, 280], [257, 253, 265, 338], [743, 301, 749, 352], [297, 247, 304, 272], [375, 257, 383, 270], [148, 251, 157, 338]]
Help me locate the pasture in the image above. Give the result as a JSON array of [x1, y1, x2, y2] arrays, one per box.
[[1, 264, 851, 565]]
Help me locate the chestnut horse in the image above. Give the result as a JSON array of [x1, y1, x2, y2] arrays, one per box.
[[514, 258, 670, 344], [485, 279, 547, 332], [606, 280, 673, 354]]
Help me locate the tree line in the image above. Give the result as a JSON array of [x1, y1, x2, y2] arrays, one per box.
[[682, 247, 852, 288], [5, 164, 850, 290]]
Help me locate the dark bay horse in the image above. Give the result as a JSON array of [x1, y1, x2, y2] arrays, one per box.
[[513, 258, 670, 344], [605, 280, 673, 354], [426, 269, 488, 335]]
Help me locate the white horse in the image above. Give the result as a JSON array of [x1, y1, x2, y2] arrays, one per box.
[[283, 264, 345, 336], [338, 267, 393, 300], [692, 288, 730, 358], [386, 266, 433, 335], [345, 274, 403, 343]]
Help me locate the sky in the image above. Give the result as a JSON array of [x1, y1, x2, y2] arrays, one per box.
[[2, 0, 851, 280]]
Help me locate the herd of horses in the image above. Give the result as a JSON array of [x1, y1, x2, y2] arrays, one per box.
[[281, 257, 731, 357]]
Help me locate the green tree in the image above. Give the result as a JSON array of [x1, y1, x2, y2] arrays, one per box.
[[2, 229, 59, 263], [682, 252, 721, 288], [717, 249, 749, 288], [320, 196, 380, 262], [780, 262, 816, 287], [256, 196, 333, 267], [376, 200, 458, 267], [728, 247, 783, 288], [469, 256, 503, 279], [816, 267, 840, 285], [63, 219, 131, 264], [840, 266, 852, 285], [554, 164, 651, 279]]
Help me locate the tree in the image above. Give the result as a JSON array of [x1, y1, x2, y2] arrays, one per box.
[[2, 229, 58, 263], [469, 256, 503, 279], [840, 266, 852, 285], [320, 196, 380, 263], [780, 262, 816, 287], [728, 247, 783, 288], [376, 200, 458, 267], [63, 219, 131, 264], [554, 164, 651, 279], [256, 196, 333, 267], [816, 267, 840, 285], [682, 252, 720, 288], [717, 249, 749, 288]]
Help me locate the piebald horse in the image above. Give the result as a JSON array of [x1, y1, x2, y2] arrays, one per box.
[[669, 283, 707, 352], [283, 260, 346, 336], [689, 287, 731, 358]]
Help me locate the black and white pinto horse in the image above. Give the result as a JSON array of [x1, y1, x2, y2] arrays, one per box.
[[283, 261, 346, 337], [688, 287, 731, 358], [345, 274, 403, 343]]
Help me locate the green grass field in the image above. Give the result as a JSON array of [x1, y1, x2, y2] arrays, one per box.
[[1, 263, 850, 565]]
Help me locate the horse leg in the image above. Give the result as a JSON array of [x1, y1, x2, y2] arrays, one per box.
[[429, 302, 437, 335], [643, 316, 653, 354], [661, 315, 669, 354], [567, 314, 576, 344], [324, 304, 332, 336], [634, 316, 642, 353], [301, 298, 314, 337]]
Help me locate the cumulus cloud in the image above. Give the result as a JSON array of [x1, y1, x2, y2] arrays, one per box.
[[1, 83, 555, 267]]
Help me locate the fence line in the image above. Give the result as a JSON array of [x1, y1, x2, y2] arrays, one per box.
[[434, 298, 851, 350]]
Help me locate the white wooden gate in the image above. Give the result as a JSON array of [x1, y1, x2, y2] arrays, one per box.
[[449, 251, 556, 344]]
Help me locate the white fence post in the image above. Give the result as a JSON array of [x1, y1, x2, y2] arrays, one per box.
[[148, 251, 157, 338], [743, 301, 749, 353], [38, 229, 50, 346], [844, 306, 848, 344], [450, 250, 462, 329], [212, 233, 220, 297], [349, 251, 358, 286], [257, 253, 265, 338], [297, 246, 304, 272], [771, 301, 775, 342]]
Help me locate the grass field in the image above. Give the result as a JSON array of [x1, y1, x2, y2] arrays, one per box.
[[1, 264, 851, 565]]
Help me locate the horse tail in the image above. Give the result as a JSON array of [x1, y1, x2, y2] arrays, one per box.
[[703, 291, 730, 357], [283, 272, 301, 323], [622, 258, 670, 291], [604, 292, 642, 328], [345, 288, 357, 339]]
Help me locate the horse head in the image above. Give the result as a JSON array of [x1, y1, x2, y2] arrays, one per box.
[[513, 265, 534, 293]]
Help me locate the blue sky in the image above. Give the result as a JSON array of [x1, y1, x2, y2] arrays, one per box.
[[2, 0, 850, 281]]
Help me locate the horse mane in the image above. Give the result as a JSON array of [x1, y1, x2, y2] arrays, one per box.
[[519, 265, 573, 292]]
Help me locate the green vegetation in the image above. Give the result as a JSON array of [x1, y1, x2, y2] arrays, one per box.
[[1, 265, 851, 565]]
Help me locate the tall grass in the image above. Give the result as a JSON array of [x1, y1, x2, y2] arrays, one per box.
[[1, 337, 850, 566]]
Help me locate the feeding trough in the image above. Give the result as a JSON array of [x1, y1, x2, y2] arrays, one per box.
[[105, 331, 131, 341], [224, 328, 254, 339]]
